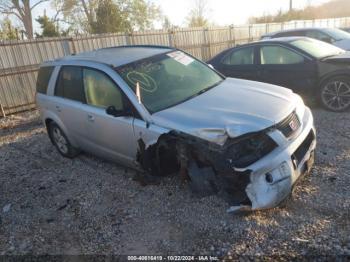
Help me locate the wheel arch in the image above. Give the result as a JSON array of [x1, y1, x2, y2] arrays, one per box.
[[318, 71, 350, 88], [43, 111, 79, 148]]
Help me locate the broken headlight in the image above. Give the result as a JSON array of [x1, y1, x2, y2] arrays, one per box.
[[225, 133, 277, 168]]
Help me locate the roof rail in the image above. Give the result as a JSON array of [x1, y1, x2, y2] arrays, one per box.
[[101, 44, 176, 50]]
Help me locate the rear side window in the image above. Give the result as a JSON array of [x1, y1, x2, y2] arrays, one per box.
[[36, 66, 54, 94], [55, 66, 85, 103], [222, 47, 254, 65]]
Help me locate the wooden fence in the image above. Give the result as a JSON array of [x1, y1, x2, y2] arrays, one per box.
[[1, 17, 350, 116]]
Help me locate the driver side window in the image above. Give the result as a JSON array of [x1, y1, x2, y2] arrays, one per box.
[[83, 68, 124, 110]]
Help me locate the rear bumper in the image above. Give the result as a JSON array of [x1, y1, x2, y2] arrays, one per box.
[[229, 107, 316, 211]]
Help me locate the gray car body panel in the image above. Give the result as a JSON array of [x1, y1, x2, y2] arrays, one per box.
[[152, 78, 298, 144], [36, 46, 316, 211]]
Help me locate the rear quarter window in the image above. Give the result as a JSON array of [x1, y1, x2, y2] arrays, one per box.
[[36, 66, 54, 94], [55, 66, 85, 103]]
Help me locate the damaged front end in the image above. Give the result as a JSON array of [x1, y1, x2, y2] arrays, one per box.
[[136, 129, 280, 210]]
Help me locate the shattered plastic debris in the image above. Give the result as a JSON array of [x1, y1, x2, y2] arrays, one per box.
[[2, 204, 11, 213]]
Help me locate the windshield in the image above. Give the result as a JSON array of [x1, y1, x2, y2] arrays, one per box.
[[290, 38, 345, 58], [323, 28, 350, 41], [116, 51, 223, 113]]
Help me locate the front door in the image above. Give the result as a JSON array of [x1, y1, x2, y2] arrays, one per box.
[[257, 45, 318, 95], [82, 67, 138, 165]]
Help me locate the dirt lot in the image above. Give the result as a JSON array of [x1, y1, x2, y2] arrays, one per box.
[[0, 108, 349, 258]]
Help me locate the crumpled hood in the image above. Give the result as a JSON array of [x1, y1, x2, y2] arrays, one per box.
[[152, 78, 299, 144], [334, 39, 350, 51]]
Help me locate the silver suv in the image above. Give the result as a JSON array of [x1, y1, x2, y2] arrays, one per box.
[[36, 45, 316, 211]]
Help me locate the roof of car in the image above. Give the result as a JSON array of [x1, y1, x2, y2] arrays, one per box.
[[259, 36, 308, 43], [230, 37, 308, 48], [262, 27, 327, 37], [53, 45, 175, 67]]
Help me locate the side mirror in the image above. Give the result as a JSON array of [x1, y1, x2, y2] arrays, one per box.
[[106, 105, 131, 117]]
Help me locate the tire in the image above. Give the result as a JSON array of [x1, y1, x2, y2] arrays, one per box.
[[48, 122, 79, 158], [319, 76, 350, 112]]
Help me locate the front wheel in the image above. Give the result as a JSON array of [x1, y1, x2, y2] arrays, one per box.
[[48, 122, 79, 158], [320, 77, 350, 112]]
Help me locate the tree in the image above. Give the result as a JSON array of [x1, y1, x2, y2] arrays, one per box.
[[162, 16, 172, 30], [0, 17, 19, 40], [186, 0, 210, 28], [0, 0, 49, 39], [91, 0, 125, 34], [35, 14, 60, 37], [250, 0, 350, 24], [123, 0, 161, 31], [54, 0, 161, 34]]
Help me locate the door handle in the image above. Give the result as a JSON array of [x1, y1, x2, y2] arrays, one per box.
[[87, 115, 95, 122], [55, 105, 61, 112]]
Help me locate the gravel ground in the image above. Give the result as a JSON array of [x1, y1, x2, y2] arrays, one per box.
[[0, 108, 349, 258]]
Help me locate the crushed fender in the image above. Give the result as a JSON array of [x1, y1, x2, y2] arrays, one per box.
[[136, 130, 278, 209]]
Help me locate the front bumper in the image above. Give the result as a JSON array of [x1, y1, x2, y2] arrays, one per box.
[[228, 106, 316, 212]]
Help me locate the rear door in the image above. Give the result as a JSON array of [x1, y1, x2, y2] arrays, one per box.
[[214, 46, 260, 81], [51, 65, 90, 147], [256, 44, 318, 95], [81, 67, 138, 165]]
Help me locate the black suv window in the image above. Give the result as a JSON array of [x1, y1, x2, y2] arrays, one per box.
[[222, 47, 255, 65], [36, 66, 54, 94], [55, 66, 85, 103]]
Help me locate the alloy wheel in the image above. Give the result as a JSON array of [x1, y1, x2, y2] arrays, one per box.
[[321, 80, 350, 111], [52, 127, 69, 154]]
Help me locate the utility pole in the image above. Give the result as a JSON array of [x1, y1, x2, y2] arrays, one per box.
[[289, 0, 293, 11]]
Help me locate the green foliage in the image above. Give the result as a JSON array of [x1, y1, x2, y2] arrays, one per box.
[[186, 0, 209, 28], [56, 0, 161, 34], [122, 0, 161, 31], [36, 15, 60, 37], [0, 18, 18, 40], [91, 0, 126, 34]]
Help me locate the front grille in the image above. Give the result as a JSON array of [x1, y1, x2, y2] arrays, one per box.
[[292, 130, 315, 167], [276, 111, 301, 138]]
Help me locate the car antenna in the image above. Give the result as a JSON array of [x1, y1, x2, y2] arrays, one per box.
[[136, 81, 151, 128], [136, 81, 142, 104]]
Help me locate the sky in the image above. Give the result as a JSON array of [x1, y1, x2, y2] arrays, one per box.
[[29, 0, 332, 33]]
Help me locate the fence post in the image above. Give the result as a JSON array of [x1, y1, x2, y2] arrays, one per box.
[[229, 25, 235, 48], [168, 29, 174, 47], [248, 25, 252, 42], [125, 33, 131, 45], [201, 28, 210, 61], [0, 104, 6, 118], [265, 23, 269, 34]]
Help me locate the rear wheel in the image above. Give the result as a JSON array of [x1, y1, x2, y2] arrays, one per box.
[[48, 123, 79, 158], [320, 76, 350, 112]]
